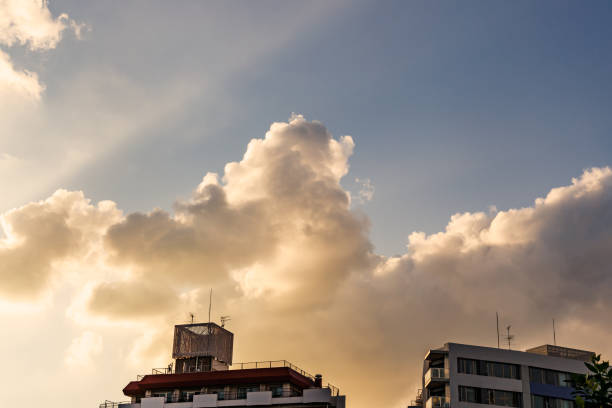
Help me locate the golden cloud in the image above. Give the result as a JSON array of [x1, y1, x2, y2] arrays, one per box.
[[1, 117, 611, 407]]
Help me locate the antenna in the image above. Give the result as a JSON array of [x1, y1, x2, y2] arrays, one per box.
[[208, 288, 213, 325], [206, 288, 212, 356], [496, 312, 500, 349], [189, 312, 195, 324], [552, 319, 557, 346], [504, 325, 514, 350], [221, 316, 231, 328]]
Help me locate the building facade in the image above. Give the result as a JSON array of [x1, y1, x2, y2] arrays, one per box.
[[420, 343, 592, 408], [100, 323, 345, 408]]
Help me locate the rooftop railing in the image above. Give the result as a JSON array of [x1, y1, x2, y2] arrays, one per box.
[[139, 360, 317, 381], [231, 360, 314, 380], [98, 400, 132, 408]]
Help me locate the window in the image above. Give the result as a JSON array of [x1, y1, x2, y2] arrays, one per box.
[[459, 358, 478, 375], [529, 367, 574, 387], [458, 358, 521, 379], [151, 391, 172, 403], [181, 391, 195, 402], [237, 385, 259, 399], [270, 385, 284, 397], [459, 386, 522, 407], [494, 390, 517, 406], [532, 395, 575, 408], [460, 385, 478, 403]]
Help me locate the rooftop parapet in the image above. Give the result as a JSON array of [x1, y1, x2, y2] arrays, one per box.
[[525, 344, 594, 361]]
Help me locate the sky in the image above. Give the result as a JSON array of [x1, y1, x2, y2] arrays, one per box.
[[1, 1, 612, 407]]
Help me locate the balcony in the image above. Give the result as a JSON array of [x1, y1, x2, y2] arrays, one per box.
[[426, 396, 449, 408], [424, 367, 449, 387], [99, 402, 132, 408], [100, 388, 342, 408]]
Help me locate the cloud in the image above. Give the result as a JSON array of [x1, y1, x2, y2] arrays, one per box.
[[0, 190, 121, 300], [92, 115, 369, 312], [354, 177, 375, 203], [0, 49, 44, 99], [0, 0, 82, 100], [65, 331, 103, 368], [0, 117, 611, 408]]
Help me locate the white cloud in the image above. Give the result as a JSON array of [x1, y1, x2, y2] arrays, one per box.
[[354, 177, 375, 203], [0, 0, 72, 50], [0, 0, 82, 100], [0, 49, 44, 99], [65, 331, 103, 367]]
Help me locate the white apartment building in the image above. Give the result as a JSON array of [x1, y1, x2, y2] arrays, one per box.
[[420, 343, 593, 408]]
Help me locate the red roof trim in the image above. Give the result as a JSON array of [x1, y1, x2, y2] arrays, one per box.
[[123, 367, 315, 397]]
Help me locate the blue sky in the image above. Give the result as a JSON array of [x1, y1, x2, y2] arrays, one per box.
[[8, 1, 608, 256], [30, 1, 610, 256]]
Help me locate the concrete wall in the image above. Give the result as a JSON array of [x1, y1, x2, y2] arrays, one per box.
[[445, 343, 588, 408], [141, 397, 165, 408], [246, 391, 272, 405], [303, 388, 332, 403], [193, 393, 217, 408]]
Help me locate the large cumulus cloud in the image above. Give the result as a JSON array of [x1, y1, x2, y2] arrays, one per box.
[[94, 116, 371, 314], [1, 116, 611, 408]]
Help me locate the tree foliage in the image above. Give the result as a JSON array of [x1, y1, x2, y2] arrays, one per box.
[[572, 354, 612, 408]]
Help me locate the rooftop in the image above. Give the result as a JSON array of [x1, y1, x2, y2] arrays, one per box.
[[525, 344, 594, 361], [124, 367, 313, 397], [425, 342, 595, 362], [124, 360, 339, 398]]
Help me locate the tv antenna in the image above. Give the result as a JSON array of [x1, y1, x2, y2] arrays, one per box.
[[496, 312, 500, 348], [504, 325, 514, 350], [221, 316, 231, 328], [552, 319, 557, 346]]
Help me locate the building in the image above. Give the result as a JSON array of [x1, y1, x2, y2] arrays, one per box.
[[417, 343, 593, 408], [100, 322, 345, 408]]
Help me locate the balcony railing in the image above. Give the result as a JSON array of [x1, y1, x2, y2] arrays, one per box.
[[99, 401, 132, 408], [426, 396, 449, 408], [231, 360, 315, 381], [425, 367, 449, 385]]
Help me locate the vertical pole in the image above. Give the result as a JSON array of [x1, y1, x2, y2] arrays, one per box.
[[207, 288, 212, 357], [553, 319, 556, 346], [496, 312, 500, 348], [208, 288, 212, 324]]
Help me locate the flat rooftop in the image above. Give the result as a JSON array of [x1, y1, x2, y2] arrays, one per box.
[[123, 367, 316, 397], [525, 344, 594, 361]]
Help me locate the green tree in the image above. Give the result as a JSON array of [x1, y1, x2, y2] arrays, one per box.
[[572, 354, 612, 408]]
